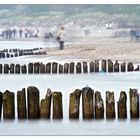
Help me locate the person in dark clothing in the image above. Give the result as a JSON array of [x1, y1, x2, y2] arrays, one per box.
[[19, 29, 23, 38]]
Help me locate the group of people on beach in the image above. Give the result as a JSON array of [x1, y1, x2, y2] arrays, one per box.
[[0, 28, 40, 40]]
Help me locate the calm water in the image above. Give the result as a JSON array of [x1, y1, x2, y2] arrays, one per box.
[[0, 73, 140, 135]]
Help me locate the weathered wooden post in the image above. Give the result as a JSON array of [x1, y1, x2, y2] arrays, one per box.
[[70, 62, 75, 73], [83, 62, 88, 73], [117, 91, 127, 119], [6, 53, 10, 58], [0, 64, 2, 74], [10, 63, 15, 74], [82, 87, 94, 119], [134, 65, 139, 71], [101, 60, 106, 72], [95, 91, 104, 119], [59, 64, 63, 73], [127, 62, 134, 72], [64, 63, 69, 74], [121, 62, 126, 72], [52, 92, 63, 119], [106, 91, 115, 119], [15, 64, 20, 74], [40, 63, 46, 73], [52, 62, 58, 74], [129, 89, 139, 119], [46, 63, 51, 74], [0, 92, 2, 119], [95, 60, 99, 72], [69, 89, 81, 119], [21, 65, 27, 74], [40, 89, 52, 119], [76, 62, 81, 73], [27, 86, 40, 119], [34, 63, 40, 74], [3, 90, 15, 119], [114, 60, 119, 72], [90, 61, 94, 73], [17, 88, 27, 119], [108, 60, 113, 72], [28, 63, 33, 74], [4, 64, 9, 74]]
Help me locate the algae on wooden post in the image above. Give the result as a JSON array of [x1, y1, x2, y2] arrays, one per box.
[[70, 62, 75, 73], [69, 89, 81, 119], [114, 60, 119, 72], [129, 88, 139, 119], [27, 86, 40, 119], [40, 88, 52, 119], [52, 92, 63, 119], [28, 63, 33, 74], [21, 65, 27, 74], [117, 91, 127, 119], [108, 60, 113, 72], [3, 90, 15, 119], [83, 62, 88, 73], [10, 63, 15, 74], [95, 60, 99, 72], [95, 91, 104, 119], [17, 88, 27, 119], [106, 91, 115, 119], [82, 87, 94, 119], [52, 62, 58, 74], [76, 62, 81, 73]]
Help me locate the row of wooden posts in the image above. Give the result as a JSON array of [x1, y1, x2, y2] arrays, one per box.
[[0, 86, 139, 120], [0, 60, 139, 74]]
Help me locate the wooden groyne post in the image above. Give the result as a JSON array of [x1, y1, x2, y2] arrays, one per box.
[[83, 62, 88, 73], [3, 90, 15, 119], [121, 62, 126, 72], [70, 62, 75, 73], [27, 86, 40, 119], [108, 60, 113, 72], [59, 64, 63, 73], [28, 63, 33, 74], [46, 63, 51, 74], [76, 62, 81, 73], [82, 87, 94, 119], [95, 60, 99, 72], [34, 63, 40, 74], [0, 64, 2, 74], [101, 60, 106, 72], [106, 91, 115, 119], [117, 91, 127, 119], [129, 89, 139, 119], [114, 60, 119, 72], [15, 64, 20, 74], [10, 64, 15, 74], [21, 65, 27, 74], [52, 62, 58, 74], [52, 92, 63, 119], [95, 91, 104, 119], [17, 88, 27, 119], [40, 89, 52, 119], [69, 89, 81, 119], [127, 62, 134, 72], [0, 92, 2, 119], [90, 61, 94, 73], [64, 63, 69, 73], [4, 64, 9, 74]]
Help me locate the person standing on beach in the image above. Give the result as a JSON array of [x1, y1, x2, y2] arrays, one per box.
[[57, 27, 65, 50], [19, 29, 23, 38]]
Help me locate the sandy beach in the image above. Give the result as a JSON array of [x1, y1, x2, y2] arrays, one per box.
[[43, 37, 140, 64]]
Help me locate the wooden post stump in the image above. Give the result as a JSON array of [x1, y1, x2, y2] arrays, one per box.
[[108, 60, 113, 72], [121, 62, 126, 72], [40, 89, 52, 119], [21, 65, 27, 74], [95, 91, 104, 119], [82, 87, 94, 119], [90, 61, 94, 73], [95, 60, 99, 72], [129, 89, 139, 119], [3, 90, 15, 119], [15, 64, 20, 74], [59, 64, 63, 73], [27, 86, 40, 119], [46, 63, 51, 73], [52, 62, 58, 74], [69, 89, 81, 119], [70, 62, 75, 73], [83, 62, 88, 73], [64, 63, 69, 73], [106, 91, 115, 119], [76, 62, 81, 73], [101, 60, 106, 72], [17, 88, 27, 119], [10, 64, 15, 74], [4, 64, 9, 74], [0, 92, 2, 119], [28, 63, 33, 74], [40, 63, 46, 73], [114, 60, 119, 72], [117, 91, 127, 119], [34, 63, 40, 74], [52, 92, 63, 119], [0, 64, 2, 74], [127, 62, 134, 72]]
